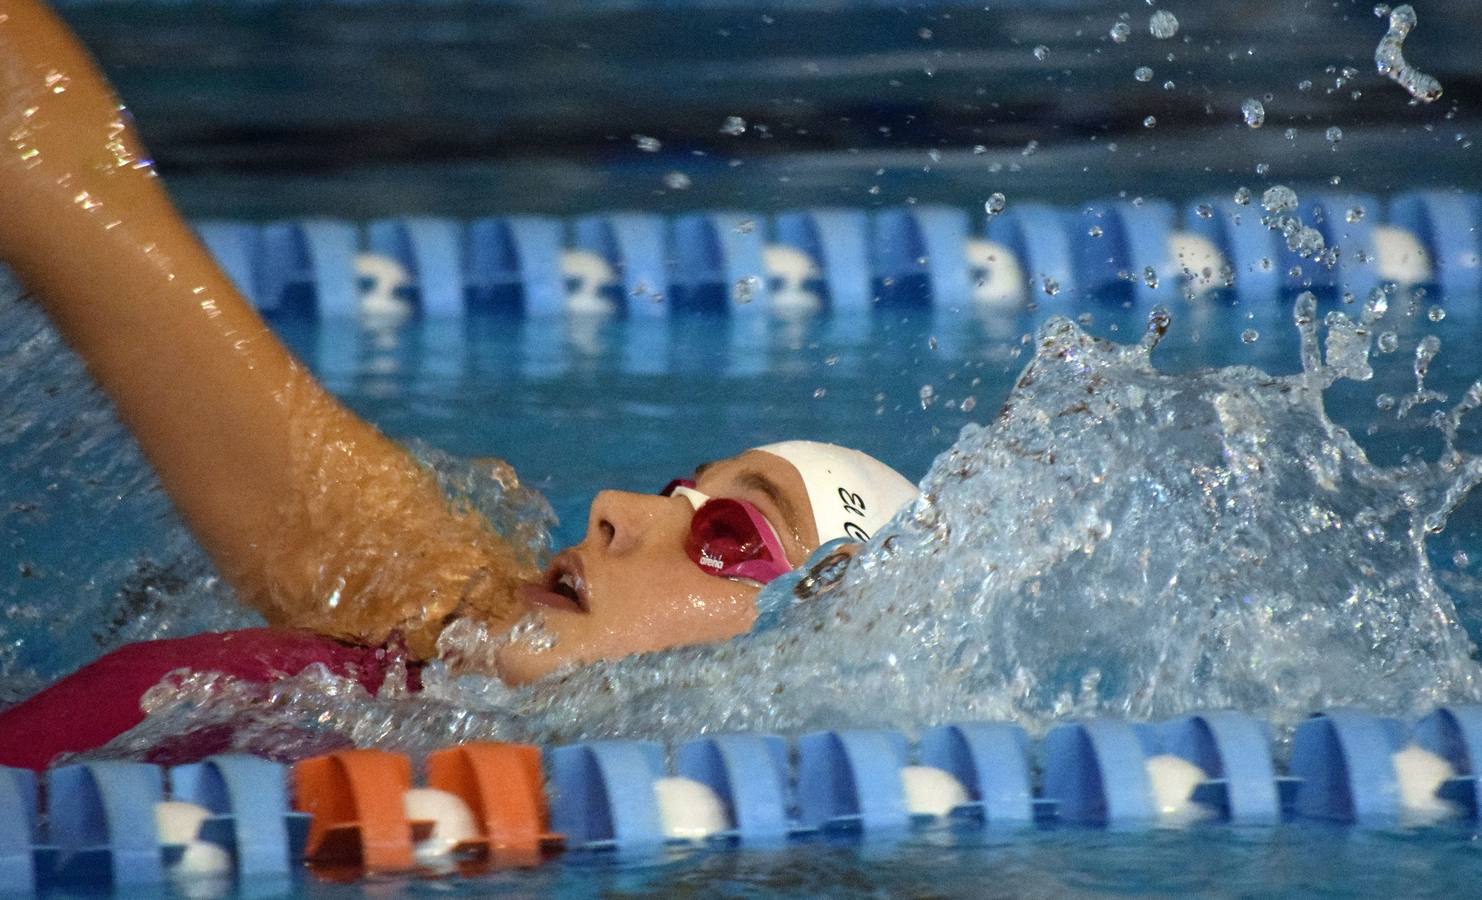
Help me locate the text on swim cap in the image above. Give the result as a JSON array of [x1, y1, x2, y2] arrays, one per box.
[[838, 486, 870, 542]]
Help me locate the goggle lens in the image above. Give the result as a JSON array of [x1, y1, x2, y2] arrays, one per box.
[[660, 479, 792, 584]]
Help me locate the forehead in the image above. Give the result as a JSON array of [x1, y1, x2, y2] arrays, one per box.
[[695, 449, 801, 492]]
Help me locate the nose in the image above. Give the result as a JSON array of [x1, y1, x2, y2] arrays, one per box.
[[585, 489, 686, 557]]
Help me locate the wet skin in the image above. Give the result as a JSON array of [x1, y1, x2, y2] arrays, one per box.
[[1, 0, 539, 657], [1, 0, 825, 675], [496, 450, 822, 684]]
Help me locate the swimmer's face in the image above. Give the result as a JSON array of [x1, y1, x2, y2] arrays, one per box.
[[495, 450, 821, 684]]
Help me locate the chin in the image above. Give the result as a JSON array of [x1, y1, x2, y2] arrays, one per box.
[[494, 644, 565, 686]]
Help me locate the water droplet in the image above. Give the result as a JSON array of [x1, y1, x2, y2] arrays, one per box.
[[1429, 305, 1447, 322], [1110, 21, 1131, 43], [1346, 206, 1366, 223], [813, 387, 827, 399], [1375, 4, 1391, 16], [1326, 126, 1344, 145], [1087, 225, 1104, 238], [918, 384, 936, 408], [1134, 66, 1154, 82], [1241, 328, 1260, 343], [1255, 162, 1271, 175], [1033, 45, 1049, 61], [1261, 185, 1299, 214], [984, 192, 1007, 216], [1234, 186, 1253, 205], [1196, 203, 1214, 219], [1283, 127, 1298, 141], [1149, 9, 1180, 39], [719, 116, 747, 136], [663, 171, 692, 190], [1162, 80, 1176, 90], [732, 275, 760, 303], [1143, 115, 1158, 128], [961, 396, 977, 413], [1375, 4, 1443, 102], [1298, 78, 1314, 91], [1042, 276, 1061, 297], [824, 353, 840, 367], [1241, 98, 1266, 128], [1143, 266, 1160, 289], [1454, 549, 1470, 568], [634, 134, 662, 152], [1376, 393, 1396, 411]]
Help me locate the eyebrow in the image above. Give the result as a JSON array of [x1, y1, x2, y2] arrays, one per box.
[[734, 470, 804, 542]]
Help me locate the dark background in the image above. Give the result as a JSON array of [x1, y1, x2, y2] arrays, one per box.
[[51, 0, 1482, 218]]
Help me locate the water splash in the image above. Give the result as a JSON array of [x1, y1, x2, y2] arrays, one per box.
[[95, 302, 1482, 761], [1375, 5, 1443, 103]]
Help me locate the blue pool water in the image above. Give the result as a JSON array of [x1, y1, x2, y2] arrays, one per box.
[[254, 822, 1482, 897], [8, 0, 1482, 894]]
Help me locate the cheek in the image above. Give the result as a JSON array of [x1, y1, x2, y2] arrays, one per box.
[[617, 564, 757, 632]]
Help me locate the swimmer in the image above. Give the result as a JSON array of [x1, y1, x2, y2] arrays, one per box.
[[0, 0, 917, 765]]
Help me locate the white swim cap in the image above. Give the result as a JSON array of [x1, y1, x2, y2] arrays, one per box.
[[754, 440, 917, 544]]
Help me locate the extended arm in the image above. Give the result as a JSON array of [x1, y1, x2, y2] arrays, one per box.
[[0, 0, 536, 657]]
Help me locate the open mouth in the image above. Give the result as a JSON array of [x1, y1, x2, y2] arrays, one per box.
[[517, 551, 589, 614]]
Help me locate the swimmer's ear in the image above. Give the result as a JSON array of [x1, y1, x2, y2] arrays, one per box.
[[791, 539, 860, 600]]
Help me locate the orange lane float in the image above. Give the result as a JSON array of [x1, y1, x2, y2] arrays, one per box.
[[291, 742, 557, 873]]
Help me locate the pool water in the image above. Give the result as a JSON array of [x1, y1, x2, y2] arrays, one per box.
[[8, 1, 1482, 894], [287, 821, 1482, 898]]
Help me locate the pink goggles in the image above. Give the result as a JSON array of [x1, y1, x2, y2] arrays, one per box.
[[660, 478, 794, 585]]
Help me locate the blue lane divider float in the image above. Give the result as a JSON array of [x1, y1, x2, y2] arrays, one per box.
[[772, 208, 873, 315], [796, 729, 911, 832], [1412, 705, 1482, 816], [0, 756, 300, 894], [1041, 719, 1159, 825], [466, 216, 566, 318], [257, 219, 361, 319], [1289, 709, 1408, 824], [365, 217, 466, 319], [47, 761, 166, 886], [1073, 201, 1184, 304], [670, 211, 771, 314], [1301, 193, 1383, 300], [676, 734, 792, 840], [571, 212, 671, 317], [547, 740, 667, 848], [918, 722, 1034, 824], [14, 707, 1482, 890], [1388, 190, 1482, 297], [985, 201, 1076, 302], [872, 206, 973, 308], [1158, 711, 1280, 822], [1182, 197, 1283, 303], [170, 755, 296, 878], [193, 192, 1481, 324], [0, 767, 42, 895]]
